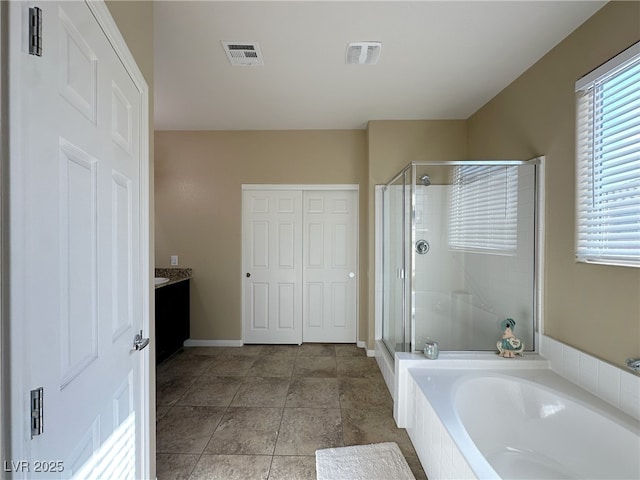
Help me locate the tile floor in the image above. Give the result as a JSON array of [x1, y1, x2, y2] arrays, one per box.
[[155, 343, 427, 480]]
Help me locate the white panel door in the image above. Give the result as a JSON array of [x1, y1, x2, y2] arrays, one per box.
[[9, 2, 148, 478], [242, 190, 303, 344], [303, 191, 358, 342]]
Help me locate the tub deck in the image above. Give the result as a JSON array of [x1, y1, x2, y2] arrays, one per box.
[[398, 357, 640, 480]]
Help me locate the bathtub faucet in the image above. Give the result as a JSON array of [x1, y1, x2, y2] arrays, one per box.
[[626, 358, 640, 374]]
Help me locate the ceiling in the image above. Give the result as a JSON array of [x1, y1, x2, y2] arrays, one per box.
[[154, 1, 606, 131]]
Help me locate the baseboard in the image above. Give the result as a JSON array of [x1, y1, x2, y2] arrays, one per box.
[[357, 340, 375, 357], [185, 338, 375, 354], [183, 339, 243, 347]]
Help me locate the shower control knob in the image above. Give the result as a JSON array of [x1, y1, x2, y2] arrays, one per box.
[[415, 239, 430, 255]]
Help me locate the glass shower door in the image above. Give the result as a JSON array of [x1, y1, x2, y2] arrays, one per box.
[[382, 171, 410, 354], [411, 162, 537, 352]]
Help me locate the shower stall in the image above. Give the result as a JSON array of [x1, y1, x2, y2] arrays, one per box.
[[380, 160, 540, 356]]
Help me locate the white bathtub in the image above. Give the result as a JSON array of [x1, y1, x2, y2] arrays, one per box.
[[406, 366, 640, 479]]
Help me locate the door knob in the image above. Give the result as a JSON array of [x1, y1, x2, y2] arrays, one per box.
[[246, 272, 251, 278], [133, 330, 150, 351], [349, 272, 355, 278]]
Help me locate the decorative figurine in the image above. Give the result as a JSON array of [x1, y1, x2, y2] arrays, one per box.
[[497, 318, 524, 358]]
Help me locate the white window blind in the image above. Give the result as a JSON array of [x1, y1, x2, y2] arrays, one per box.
[[575, 41, 640, 267], [449, 165, 518, 254]]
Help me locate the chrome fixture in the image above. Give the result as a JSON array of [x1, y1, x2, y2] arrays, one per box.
[[423, 339, 439, 359], [626, 358, 640, 374], [415, 239, 430, 255], [133, 330, 150, 351], [419, 174, 431, 187]]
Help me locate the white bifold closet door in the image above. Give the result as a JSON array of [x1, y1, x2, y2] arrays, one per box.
[[302, 190, 357, 343], [242, 188, 357, 344], [242, 190, 304, 344]]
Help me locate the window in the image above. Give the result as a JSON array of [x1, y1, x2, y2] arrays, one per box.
[[575, 41, 640, 267], [449, 165, 518, 254]]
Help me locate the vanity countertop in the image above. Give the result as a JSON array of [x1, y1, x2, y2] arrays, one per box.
[[155, 267, 192, 288]]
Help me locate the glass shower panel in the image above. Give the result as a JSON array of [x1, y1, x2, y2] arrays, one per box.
[[412, 163, 536, 352], [382, 171, 410, 354]]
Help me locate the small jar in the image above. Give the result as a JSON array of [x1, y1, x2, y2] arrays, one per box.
[[423, 339, 439, 360]]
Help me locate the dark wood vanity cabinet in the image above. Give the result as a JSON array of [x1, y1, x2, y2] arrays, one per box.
[[155, 279, 190, 365]]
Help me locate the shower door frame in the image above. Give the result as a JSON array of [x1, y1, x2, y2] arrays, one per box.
[[377, 158, 545, 355], [380, 167, 412, 355]]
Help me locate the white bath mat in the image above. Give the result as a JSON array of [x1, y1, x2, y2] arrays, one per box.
[[315, 442, 416, 480]]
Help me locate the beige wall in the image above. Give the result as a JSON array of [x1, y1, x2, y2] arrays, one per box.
[[106, 1, 153, 88], [154, 125, 467, 348], [154, 131, 367, 341], [367, 121, 468, 186], [467, 1, 640, 367]]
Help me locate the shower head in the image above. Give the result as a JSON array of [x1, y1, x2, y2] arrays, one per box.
[[419, 174, 431, 187]]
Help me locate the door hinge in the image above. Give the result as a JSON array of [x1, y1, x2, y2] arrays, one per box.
[[30, 387, 44, 438], [28, 7, 43, 57]]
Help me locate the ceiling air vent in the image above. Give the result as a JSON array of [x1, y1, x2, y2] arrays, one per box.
[[222, 41, 264, 66], [346, 42, 382, 65]]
